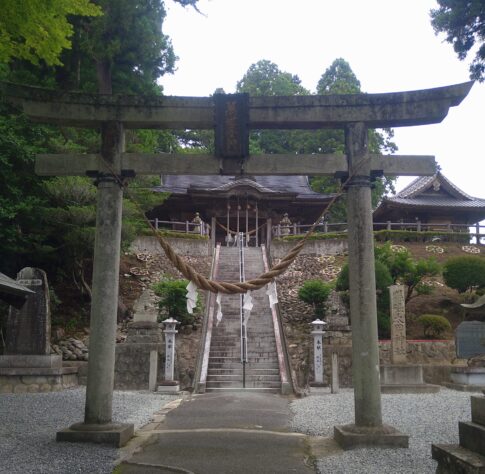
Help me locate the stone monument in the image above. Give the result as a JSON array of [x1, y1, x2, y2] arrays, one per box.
[[380, 285, 439, 394], [447, 321, 485, 390], [114, 288, 164, 390], [0, 267, 77, 393]]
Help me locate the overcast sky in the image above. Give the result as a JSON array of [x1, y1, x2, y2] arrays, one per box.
[[160, 0, 484, 197]]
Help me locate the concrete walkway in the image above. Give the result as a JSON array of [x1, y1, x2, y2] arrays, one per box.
[[118, 391, 316, 474]]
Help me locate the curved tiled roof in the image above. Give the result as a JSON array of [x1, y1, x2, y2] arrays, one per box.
[[154, 175, 329, 200]]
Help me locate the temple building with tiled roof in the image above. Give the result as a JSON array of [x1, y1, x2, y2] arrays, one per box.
[[373, 171, 485, 227], [148, 175, 335, 246]]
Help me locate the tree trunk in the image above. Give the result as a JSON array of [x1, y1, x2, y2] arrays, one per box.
[[96, 59, 112, 94]]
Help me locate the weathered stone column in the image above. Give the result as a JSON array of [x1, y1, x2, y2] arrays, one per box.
[[346, 122, 382, 427], [85, 121, 124, 425], [334, 122, 408, 449], [57, 122, 134, 447]]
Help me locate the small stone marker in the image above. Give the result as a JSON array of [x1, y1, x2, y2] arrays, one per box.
[[6, 267, 50, 355], [389, 285, 407, 364], [163, 318, 179, 381], [311, 319, 327, 384], [456, 321, 485, 359]]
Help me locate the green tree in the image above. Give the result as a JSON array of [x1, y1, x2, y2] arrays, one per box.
[[375, 243, 441, 302], [298, 280, 333, 319], [153, 278, 198, 326], [311, 58, 397, 221], [443, 255, 485, 294], [0, 0, 102, 66], [431, 0, 485, 81]]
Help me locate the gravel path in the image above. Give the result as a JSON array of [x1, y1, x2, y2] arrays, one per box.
[[290, 388, 475, 474], [0, 387, 179, 474]]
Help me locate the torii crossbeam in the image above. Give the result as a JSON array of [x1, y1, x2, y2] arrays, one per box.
[[1, 80, 473, 448]]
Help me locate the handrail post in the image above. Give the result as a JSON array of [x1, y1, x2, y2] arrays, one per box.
[[387, 221, 391, 231], [154, 217, 158, 230], [416, 220, 421, 232]]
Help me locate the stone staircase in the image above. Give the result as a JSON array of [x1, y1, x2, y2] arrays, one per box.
[[206, 246, 281, 392]]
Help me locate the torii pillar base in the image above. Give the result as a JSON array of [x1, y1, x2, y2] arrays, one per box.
[[57, 422, 134, 448], [334, 424, 408, 450]]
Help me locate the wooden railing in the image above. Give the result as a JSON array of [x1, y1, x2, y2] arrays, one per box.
[[273, 220, 485, 244], [148, 218, 210, 236]]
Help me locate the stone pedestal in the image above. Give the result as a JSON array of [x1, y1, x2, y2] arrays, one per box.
[[433, 394, 485, 472], [114, 321, 163, 390], [0, 354, 78, 393], [380, 285, 439, 394]]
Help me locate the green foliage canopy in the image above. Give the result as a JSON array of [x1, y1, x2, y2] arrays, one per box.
[[431, 0, 485, 81], [0, 0, 102, 66], [375, 243, 441, 302], [153, 279, 198, 326], [298, 280, 333, 319], [443, 255, 485, 293], [417, 314, 451, 339]]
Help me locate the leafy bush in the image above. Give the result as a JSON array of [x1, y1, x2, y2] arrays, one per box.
[[417, 314, 451, 339], [152, 279, 198, 326], [443, 256, 485, 293], [298, 280, 333, 319]]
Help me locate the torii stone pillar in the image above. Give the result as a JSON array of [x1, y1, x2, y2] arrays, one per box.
[[333, 123, 407, 448], [57, 122, 134, 446]]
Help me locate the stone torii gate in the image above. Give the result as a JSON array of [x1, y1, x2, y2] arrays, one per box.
[[2, 81, 472, 447]]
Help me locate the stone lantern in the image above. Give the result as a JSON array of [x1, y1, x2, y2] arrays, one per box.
[[191, 212, 203, 234], [279, 212, 292, 236], [311, 319, 327, 385]]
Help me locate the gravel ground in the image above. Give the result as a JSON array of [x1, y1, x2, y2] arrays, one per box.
[[0, 387, 179, 474], [290, 388, 475, 474]]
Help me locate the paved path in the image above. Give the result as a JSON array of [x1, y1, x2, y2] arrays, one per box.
[[118, 391, 315, 473]]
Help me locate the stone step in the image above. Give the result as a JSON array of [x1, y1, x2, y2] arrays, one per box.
[[205, 387, 280, 393], [459, 421, 485, 456], [432, 444, 485, 473], [206, 380, 281, 389], [206, 374, 281, 382], [208, 362, 279, 369], [207, 368, 279, 375]]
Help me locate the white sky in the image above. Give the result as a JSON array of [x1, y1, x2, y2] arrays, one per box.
[[161, 0, 485, 197]]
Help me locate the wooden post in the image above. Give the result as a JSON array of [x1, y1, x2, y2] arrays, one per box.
[[255, 203, 259, 247]]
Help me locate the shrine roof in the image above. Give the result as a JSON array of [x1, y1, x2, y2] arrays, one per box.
[[375, 171, 485, 212], [154, 175, 330, 200]]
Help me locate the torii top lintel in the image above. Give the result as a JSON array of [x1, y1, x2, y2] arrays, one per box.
[[1, 81, 473, 131]]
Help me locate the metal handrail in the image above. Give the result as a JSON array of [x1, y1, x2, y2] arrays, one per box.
[[238, 233, 248, 388]]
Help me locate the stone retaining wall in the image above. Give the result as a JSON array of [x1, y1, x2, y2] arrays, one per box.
[[0, 369, 78, 393], [130, 236, 210, 257], [379, 340, 456, 365], [271, 238, 347, 259]]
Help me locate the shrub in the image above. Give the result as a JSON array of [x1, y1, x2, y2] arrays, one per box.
[[336, 260, 392, 335], [298, 280, 333, 319], [152, 278, 198, 326], [417, 314, 451, 339], [443, 256, 485, 293]]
